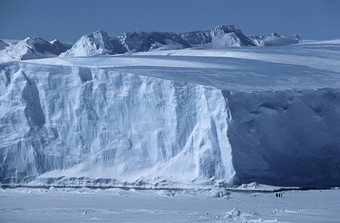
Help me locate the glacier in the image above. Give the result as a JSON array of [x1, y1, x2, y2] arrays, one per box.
[[1, 39, 340, 189]]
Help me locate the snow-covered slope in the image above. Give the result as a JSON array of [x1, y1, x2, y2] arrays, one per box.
[[0, 40, 9, 50], [1, 40, 340, 188], [50, 39, 72, 53]]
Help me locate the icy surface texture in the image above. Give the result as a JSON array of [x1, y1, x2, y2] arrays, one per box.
[[0, 64, 234, 186]]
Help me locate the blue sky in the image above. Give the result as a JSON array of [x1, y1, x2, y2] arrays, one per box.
[[1, 0, 339, 42]]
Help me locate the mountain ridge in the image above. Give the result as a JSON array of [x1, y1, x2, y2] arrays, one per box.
[[0, 25, 300, 62]]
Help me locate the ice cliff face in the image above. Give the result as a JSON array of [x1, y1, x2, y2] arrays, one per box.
[[1, 59, 339, 188], [0, 64, 234, 187], [225, 90, 340, 187], [1, 39, 340, 188]]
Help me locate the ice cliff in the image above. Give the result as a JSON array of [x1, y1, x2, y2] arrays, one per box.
[[0, 39, 339, 189], [0, 64, 234, 187]]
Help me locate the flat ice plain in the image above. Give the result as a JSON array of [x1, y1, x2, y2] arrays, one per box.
[[1, 187, 339, 223]]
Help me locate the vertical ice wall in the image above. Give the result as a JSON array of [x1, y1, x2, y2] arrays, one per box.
[[0, 63, 235, 186], [224, 90, 340, 187], [1, 63, 339, 188]]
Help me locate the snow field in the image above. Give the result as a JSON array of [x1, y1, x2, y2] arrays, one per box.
[[0, 187, 339, 223]]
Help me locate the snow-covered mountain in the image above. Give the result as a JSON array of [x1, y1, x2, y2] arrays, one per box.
[[250, 33, 300, 46], [61, 30, 126, 57], [0, 26, 301, 62], [0, 37, 70, 62], [62, 30, 191, 57], [210, 25, 255, 47], [119, 31, 191, 52], [180, 25, 255, 47], [180, 30, 212, 45], [62, 25, 299, 57], [1, 39, 339, 188]]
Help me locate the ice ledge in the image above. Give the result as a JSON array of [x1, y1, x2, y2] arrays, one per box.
[[20, 40, 340, 92], [1, 43, 340, 188]]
